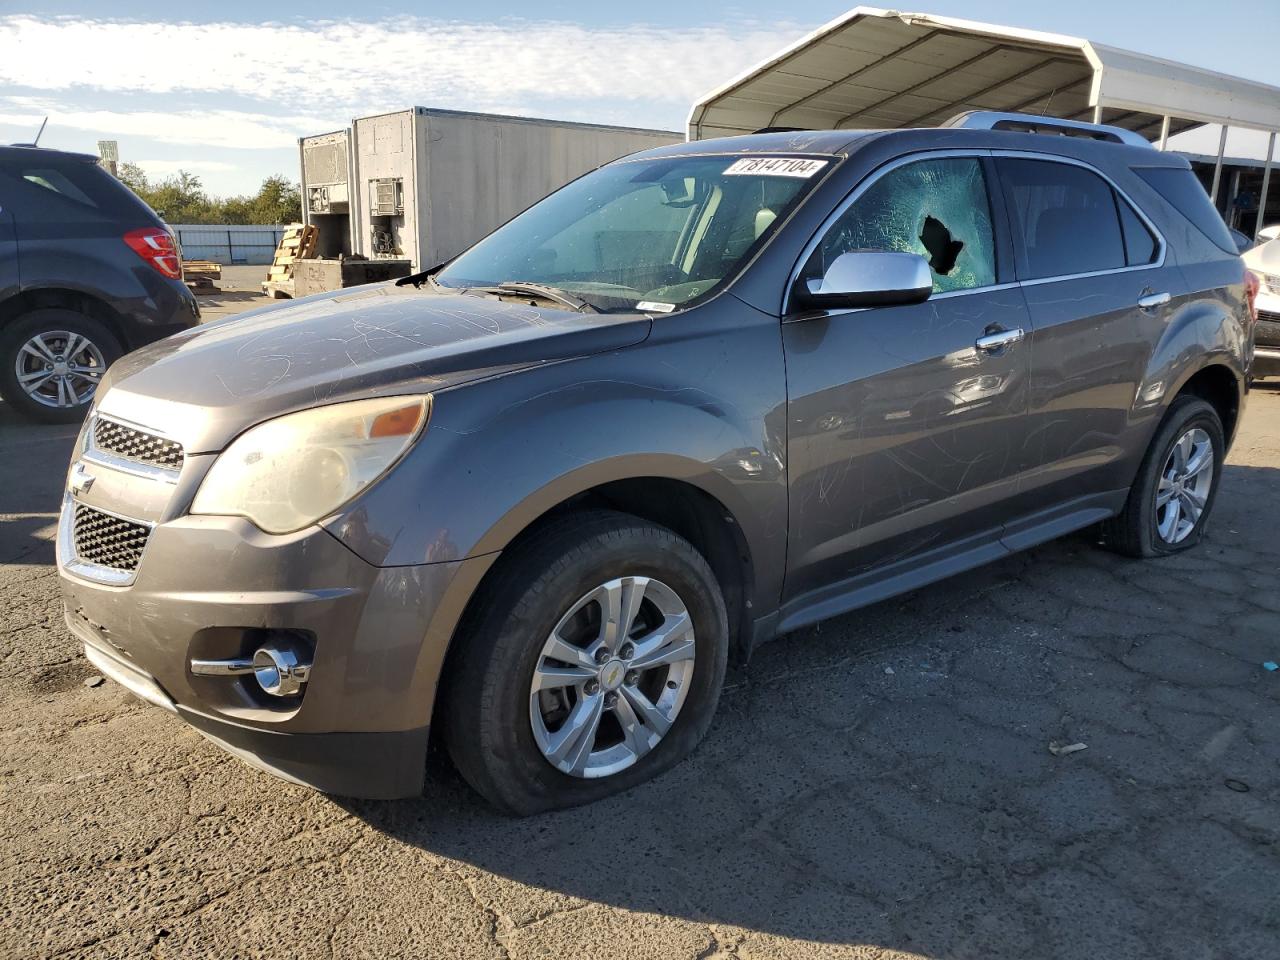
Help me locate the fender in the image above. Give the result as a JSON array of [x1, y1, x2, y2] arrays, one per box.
[[1132, 279, 1247, 442], [14, 251, 191, 344], [324, 298, 791, 617]]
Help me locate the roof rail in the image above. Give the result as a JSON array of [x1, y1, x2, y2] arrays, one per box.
[[943, 111, 1154, 149]]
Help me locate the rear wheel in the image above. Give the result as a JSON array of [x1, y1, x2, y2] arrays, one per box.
[[1102, 396, 1224, 557], [0, 309, 121, 423], [441, 511, 728, 815]]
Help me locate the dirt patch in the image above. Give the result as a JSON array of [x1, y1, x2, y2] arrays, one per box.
[[28, 659, 94, 694]]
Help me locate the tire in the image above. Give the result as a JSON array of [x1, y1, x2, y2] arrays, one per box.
[[440, 510, 729, 816], [0, 309, 122, 424], [1101, 396, 1225, 558]]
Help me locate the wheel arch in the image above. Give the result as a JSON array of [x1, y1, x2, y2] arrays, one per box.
[[1167, 360, 1243, 447], [0, 287, 129, 350], [458, 473, 759, 664]]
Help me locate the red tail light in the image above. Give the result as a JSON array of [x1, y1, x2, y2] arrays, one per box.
[[123, 228, 181, 280], [1244, 268, 1260, 325]]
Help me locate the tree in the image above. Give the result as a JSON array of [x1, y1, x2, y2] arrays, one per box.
[[247, 175, 302, 225], [115, 167, 302, 225], [118, 161, 149, 195], [143, 171, 214, 223]]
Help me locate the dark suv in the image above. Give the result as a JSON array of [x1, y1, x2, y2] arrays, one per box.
[[0, 145, 199, 422], [57, 114, 1252, 815]]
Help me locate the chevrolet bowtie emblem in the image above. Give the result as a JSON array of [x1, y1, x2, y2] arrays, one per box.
[[68, 462, 95, 495]]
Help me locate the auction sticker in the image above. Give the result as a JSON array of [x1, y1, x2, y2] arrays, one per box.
[[724, 157, 828, 178]]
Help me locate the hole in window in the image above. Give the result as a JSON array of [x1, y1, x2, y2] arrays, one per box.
[[811, 157, 996, 294], [919, 215, 964, 275]]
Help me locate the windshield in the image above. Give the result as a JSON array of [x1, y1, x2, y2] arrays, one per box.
[[435, 154, 832, 311]]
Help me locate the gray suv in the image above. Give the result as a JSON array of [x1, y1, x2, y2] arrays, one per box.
[[58, 114, 1252, 814]]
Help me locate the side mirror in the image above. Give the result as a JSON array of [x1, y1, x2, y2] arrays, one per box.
[[794, 251, 933, 310]]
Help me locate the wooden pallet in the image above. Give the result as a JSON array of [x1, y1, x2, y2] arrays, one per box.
[[265, 223, 317, 283], [182, 259, 222, 280], [261, 278, 295, 299]]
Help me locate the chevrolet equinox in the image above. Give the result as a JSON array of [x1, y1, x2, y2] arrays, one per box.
[[58, 114, 1254, 814]]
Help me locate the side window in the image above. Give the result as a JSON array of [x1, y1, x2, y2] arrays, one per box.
[[997, 158, 1128, 279], [809, 157, 997, 294], [1116, 197, 1158, 266]]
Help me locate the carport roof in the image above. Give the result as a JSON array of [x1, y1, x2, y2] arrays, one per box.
[[688, 8, 1280, 142]]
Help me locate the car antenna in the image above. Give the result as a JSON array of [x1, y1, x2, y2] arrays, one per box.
[[32, 116, 48, 146]]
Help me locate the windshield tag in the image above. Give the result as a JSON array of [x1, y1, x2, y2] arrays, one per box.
[[636, 301, 676, 313], [724, 157, 827, 178]]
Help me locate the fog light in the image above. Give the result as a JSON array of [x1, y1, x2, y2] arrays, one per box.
[[252, 644, 311, 697]]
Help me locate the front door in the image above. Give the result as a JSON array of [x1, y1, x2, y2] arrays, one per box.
[[782, 154, 1032, 605]]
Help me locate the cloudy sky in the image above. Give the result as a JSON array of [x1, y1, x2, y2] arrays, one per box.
[[3, 1, 1278, 197]]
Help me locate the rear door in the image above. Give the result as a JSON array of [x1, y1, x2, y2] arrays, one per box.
[[993, 155, 1168, 524], [0, 197, 17, 301], [782, 153, 1033, 605]]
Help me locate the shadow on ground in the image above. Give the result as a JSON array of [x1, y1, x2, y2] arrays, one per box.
[[195, 290, 265, 305], [0, 403, 80, 564], [340, 466, 1280, 957]]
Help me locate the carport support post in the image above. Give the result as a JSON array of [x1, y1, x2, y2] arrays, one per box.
[[1158, 115, 1171, 151], [1257, 132, 1276, 240], [1092, 103, 1103, 124], [1211, 125, 1229, 205]]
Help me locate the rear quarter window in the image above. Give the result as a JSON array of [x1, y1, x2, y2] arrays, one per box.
[[0, 156, 155, 225], [1132, 166, 1237, 255]]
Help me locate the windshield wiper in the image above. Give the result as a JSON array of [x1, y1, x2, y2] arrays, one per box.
[[395, 262, 447, 290], [488, 281, 598, 313]]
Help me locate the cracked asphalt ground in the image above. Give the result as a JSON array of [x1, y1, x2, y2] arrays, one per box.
[[2, 384, 1278, 960]]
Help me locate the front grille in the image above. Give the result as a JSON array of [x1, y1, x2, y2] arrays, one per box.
[[93, 418, 183, 471], [72, 504, 150, 572], [1258, 308, 1280, 325]]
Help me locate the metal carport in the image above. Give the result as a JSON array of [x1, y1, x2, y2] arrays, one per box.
[[688, 7, 1280, 235]]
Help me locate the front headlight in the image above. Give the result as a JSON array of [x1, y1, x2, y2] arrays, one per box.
[[191, 395, 430, 534]]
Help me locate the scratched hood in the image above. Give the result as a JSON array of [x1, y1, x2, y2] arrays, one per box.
[[96, 283, 651, 453]]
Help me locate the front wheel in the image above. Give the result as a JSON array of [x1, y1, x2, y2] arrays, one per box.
[[1102, 396, 1225, 557], [441, 511, 728, 815]]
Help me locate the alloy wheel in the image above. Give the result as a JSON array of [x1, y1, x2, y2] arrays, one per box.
[[14, 330, 107, 409], [529, 576, 696, 779], [1155, 426, 1213, 544]]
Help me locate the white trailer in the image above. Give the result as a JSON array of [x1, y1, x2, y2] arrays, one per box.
[[300, 108, 681, 274]]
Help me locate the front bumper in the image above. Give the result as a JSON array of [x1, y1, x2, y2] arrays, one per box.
[[77, 635, 429, 798], [59, 504, 495, 799], [1253, 345, 1280, 378]]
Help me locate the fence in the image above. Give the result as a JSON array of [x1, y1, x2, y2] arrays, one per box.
[[169, 224, 287, 266]]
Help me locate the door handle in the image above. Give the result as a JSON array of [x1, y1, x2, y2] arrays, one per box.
[[974, 327, 1025, 354], [1137, 291, 1171, 309]]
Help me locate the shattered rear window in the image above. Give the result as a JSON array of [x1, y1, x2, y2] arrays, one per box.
[[810, 157, 997, 294]]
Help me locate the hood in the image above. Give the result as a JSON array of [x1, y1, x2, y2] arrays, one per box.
[[96, 282, 651, 453], [1244, 237, 1280, 276]]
